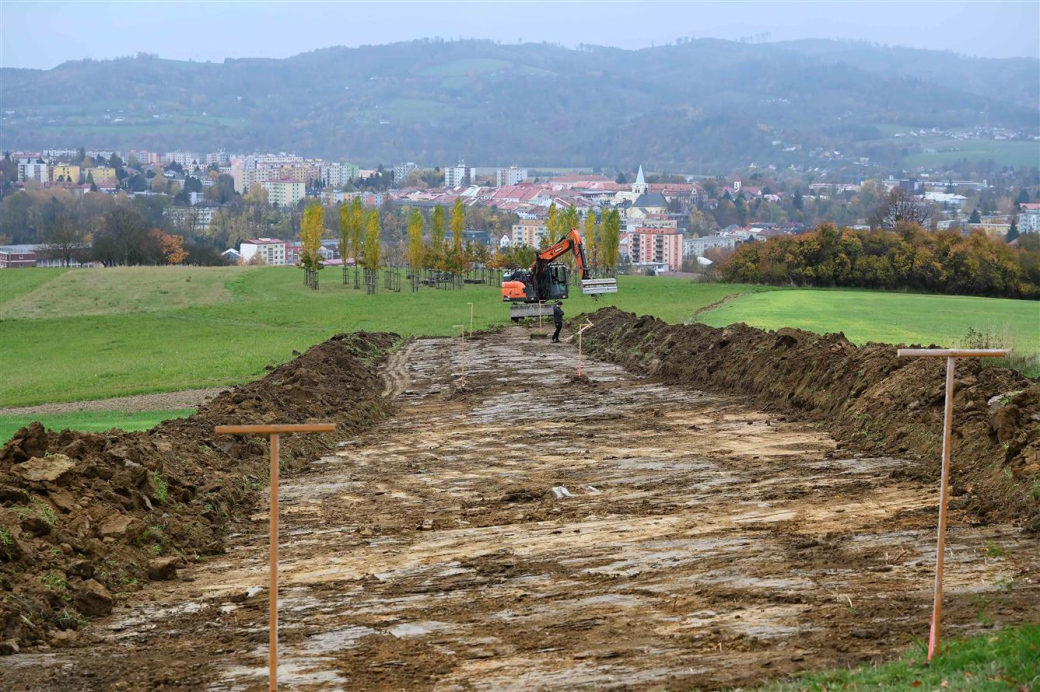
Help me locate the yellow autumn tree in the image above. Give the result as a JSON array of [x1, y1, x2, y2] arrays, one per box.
[[406, 208, 424, 273], [362, 208, 381, 271], [301, 202, 324, 271], [584, 210, 598, 274]]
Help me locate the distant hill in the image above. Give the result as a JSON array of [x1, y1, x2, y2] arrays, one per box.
[[2, 38, 1037, 171]]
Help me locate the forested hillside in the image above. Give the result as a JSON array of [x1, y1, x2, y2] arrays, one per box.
[[2, 38, 1037, 170]]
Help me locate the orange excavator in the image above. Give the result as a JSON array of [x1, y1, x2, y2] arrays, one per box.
[[501, 227, 617, 304]]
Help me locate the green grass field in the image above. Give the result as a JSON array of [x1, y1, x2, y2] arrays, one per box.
[[754, 624, 1039, 691], [700, 289, 1039, 355], [0, 267, 750, 408], [0, 409, 196, 445], [1, 267, 1036, 411]]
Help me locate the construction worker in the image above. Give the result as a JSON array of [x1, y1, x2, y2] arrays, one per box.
[[551, 300, 564, 343]]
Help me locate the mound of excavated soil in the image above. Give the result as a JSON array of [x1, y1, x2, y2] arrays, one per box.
[[581, 308, 1040, 529], [0, 331, 397, 650]]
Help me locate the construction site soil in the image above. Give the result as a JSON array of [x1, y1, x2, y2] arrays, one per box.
[[0, 332, 396, 651], [0, 320, 1037, 690]]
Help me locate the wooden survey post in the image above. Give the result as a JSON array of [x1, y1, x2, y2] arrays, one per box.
[[453, 324, 466, 386], [214, 423, 336, 691], [895, 348, 1007, 662], [575, 318, 594, 377]]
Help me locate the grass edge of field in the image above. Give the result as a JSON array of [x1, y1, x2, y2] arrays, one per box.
[[0, 409, 196, 446], [731, 623, 1040, 691]]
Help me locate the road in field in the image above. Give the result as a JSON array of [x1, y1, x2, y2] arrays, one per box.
[[3, 328, 1037, 690]]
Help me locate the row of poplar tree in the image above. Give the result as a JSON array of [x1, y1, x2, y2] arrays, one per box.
[[297, 197, 624, 285]]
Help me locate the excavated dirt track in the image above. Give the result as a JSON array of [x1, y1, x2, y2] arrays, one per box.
[[2, 328, 1038, 690]]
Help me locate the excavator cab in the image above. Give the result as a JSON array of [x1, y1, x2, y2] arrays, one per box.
[[538, 263, 570, 301]]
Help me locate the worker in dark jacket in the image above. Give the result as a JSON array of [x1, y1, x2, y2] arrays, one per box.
[[551, 300, 564, 343]]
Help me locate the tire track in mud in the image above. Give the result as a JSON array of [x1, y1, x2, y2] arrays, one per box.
[[3, 328, 1038, 691]]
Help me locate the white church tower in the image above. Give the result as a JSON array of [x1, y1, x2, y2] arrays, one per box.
[[632, 165, 648, 195]]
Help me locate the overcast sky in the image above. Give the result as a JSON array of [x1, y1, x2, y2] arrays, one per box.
[[2, 1, 1038, 69]]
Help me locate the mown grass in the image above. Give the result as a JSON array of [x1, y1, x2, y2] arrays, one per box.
[[0, 267, 748, 406], [750, 624, 1040, 691], [0, 267, 67, 304], [0, 409, 196, 444], [2, 266, 1037, 407], [0, 265, 239, 319], [699, 288, 1040, 375]]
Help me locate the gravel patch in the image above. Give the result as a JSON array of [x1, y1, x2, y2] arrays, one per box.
[[0, 388, 227, 416]]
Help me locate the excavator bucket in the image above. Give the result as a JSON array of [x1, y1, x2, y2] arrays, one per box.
[[581, 278, 618, 296]]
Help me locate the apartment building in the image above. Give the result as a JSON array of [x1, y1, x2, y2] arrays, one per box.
[[511, 219, 549, 247], [262, 180, 306, 207], [240, 238, 287, 265]]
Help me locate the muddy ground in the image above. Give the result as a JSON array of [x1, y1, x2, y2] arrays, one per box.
[[1, 328, 1038, 690]]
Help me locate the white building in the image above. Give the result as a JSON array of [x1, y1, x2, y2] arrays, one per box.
[[205, 151, 230, 166], [1018, 204, 1040, 233], [164, 152, 200, 167], [262, 180, 305, 207], [496, 166, 528, 188], [240, 238, 287, 265], [18, 159, 50, 183], [683, 235, 738, 258], [444, 160, 474, 188], [393, 162, 418, 185]]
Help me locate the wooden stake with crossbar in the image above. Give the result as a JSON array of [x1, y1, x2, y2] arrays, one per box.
[[895, 348, 1007, 661], [214, 423, 336, 691], [575, 318, 594, 377], [453, 324, 466, 386]]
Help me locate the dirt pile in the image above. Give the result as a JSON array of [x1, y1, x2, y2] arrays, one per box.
[[581, 308, 1040, 528], [0, 331, 397, 650]]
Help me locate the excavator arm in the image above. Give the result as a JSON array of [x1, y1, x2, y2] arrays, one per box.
[[535, 228, 590, 280], [501, 226, 617, 303]]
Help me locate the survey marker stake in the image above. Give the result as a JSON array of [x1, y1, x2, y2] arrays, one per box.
[[575, 318, 594, 377], [214, 423, 336, 691], [453, 323, 466, 387], [896, 348, 1007, 662]]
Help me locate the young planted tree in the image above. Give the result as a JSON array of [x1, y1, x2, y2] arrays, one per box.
[[601, 209, 621, 275], [301, 202, 324, 287], [338, 202, 352, 282], [349, 197, 365, 260], [431, 205, 446, 268], [584, 210, 599, 275], [562, 205, 580, 239], [450, 198, 466, 263], [407, 209, 424, 289], [363, 209, 381, 271], [547, 202, 559, 242]]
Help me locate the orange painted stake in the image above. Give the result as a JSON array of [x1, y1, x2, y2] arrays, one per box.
[[453, 324, 466, 386], [896, 348, 1006, 661], [214, 423, 336, 691]]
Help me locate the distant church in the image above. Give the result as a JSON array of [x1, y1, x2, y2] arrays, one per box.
[[619, 165, 668, 219]]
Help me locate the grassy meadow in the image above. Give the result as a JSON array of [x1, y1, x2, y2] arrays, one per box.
[[1, 265, 1037, 423], [0, 409, 196, 446], [700, 289, 1040, 357], [0, 266, 752, 409]]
